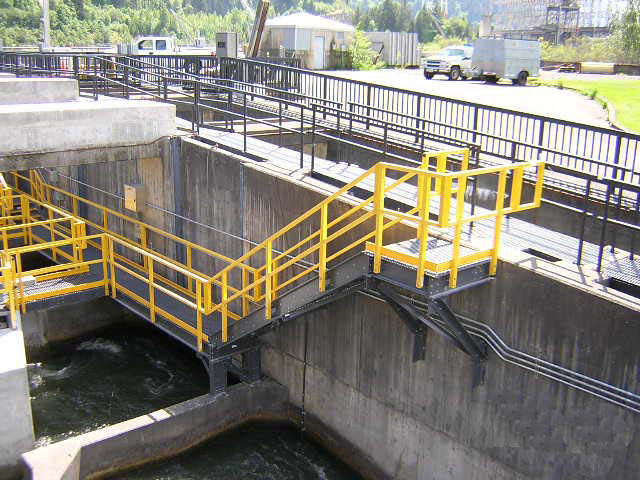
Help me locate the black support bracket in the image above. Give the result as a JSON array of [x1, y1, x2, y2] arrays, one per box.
[[376, 283, 488, 388]]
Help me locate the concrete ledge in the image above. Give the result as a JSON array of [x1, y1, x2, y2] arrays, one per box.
[[0, 98, 176, 157], [0, 139, 167, 173], [21, 380, 289, 480], [0, 329, 35, 480], [0, 78, 78, 105], [0, 73, 16, 79]]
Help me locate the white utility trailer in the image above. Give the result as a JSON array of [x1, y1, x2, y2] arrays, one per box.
[[469, 38, 540, 85]]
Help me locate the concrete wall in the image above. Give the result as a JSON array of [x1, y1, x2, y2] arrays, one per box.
[[51, 136, 640, 480], [0, 99, 175, 157], [0, 329, 35, 480], [21, 380, 289, 480], [22, 297, 142, 360], [0, 78, 78, 105]]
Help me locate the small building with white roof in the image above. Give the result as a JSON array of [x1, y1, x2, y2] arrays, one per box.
[[261, 12, 355, 70]]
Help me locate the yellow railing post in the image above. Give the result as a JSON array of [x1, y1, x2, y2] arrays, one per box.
[[7, 260, 17, 329], [15, 253, 25, 314], [221, 270, 228, 343], [242, 267, 250, 317], [534, 163, 546, 206], [186, 245, 192, 292], [416, 170, 431, 288], [438, 176, 452, 228], [196, 280, 203, 351], [490, 170, 508, 275], [101, 235, 109, 296], [148, 257, 156, 323], [265, 240, 273, 320], [108, 236, 117, 298], [20, 196, 29, 245], [509, 166, 524, 210], [373, 164, 385, 273], [449, 175, 468, 288], [272, 258, 279, 300], [319, 203, 328, 291], [204, 279, 212, 314], [140, 225, 148, 270]]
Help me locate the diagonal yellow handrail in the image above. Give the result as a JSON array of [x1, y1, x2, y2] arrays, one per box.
[[4, 151, 545, 350]]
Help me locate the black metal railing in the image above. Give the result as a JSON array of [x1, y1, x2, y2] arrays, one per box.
[[1, 52, 639, 275], [214, 58, 640, 185]]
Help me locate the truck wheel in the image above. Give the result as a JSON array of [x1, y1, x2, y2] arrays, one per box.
[[485, 75, 498, 84], [424, 72, 434, 80], [514, 71, 528, 86], [448, 66, 461, 81]]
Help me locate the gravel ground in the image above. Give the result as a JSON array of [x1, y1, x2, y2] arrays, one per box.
[[324, 69, 611, 128]]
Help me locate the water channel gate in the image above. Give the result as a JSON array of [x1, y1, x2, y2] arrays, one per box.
[[0, 152, 544, 393]]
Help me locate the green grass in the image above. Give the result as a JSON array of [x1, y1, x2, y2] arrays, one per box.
[[531, 76, 640, 133]]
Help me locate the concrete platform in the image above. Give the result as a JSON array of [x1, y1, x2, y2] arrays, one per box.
[[0, 98, 176, 158], [0, 78, 77, 104], [0, 329, 35, 479]]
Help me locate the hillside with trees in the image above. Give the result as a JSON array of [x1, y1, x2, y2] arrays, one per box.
[[0, 0, 480, 47]]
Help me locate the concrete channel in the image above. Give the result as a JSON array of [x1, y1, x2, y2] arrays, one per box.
[[0, 76, 639, 480]]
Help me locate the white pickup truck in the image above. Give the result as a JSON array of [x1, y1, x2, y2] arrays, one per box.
[[422, 45, 473, 81]]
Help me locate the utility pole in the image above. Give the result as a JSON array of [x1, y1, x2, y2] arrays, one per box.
[[39, 0, 51, 50]]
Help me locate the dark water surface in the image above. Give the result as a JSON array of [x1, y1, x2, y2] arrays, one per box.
[[28, 325, 363, 479], [28, 325, 209, 446], [110, 422, 363, 480]]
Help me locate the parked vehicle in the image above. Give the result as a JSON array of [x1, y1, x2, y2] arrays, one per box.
[[470, 38, 540, 86], [422, 45, 473, 81]]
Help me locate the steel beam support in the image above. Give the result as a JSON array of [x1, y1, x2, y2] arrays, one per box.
[[376, 283, 427, 362], [198, 354, 230, 395], [430, 298, 487, 388]]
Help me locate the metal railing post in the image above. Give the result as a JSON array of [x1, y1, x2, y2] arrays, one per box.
[[373, 164, 385, 273], [597, 183, 612, 272], [311, 103, 316, 172], [243, 93, 248, 153], [300, 104, 304, 169]]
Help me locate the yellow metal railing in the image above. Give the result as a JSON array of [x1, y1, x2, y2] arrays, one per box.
[[1, 232, 208, 347], [11, 170, 259, 307], [4, 150, 544, 349], [204, 155, 545, 342], [1, 234, 106, 314]]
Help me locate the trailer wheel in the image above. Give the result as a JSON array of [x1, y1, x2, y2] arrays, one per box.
[[513, 71, 528, 86], [424, 71, 434, 79], [448, 66, 461, 81], [484, 75, 498, 84]]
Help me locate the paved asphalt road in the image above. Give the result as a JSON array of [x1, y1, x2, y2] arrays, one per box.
[[325, 69, 611, 128]]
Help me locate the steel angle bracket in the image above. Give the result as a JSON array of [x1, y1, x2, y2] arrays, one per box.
[[375, 282, 428, 362], [429, 298, 488, 388], [375, 282, 487, 387]]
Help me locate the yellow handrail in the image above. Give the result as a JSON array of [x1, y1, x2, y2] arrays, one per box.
[[205, 153, 545, 342], [2, 151, 545, 349]]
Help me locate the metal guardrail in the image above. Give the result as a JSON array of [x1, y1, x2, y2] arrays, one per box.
[[217, 57, 640, 184], [204, 153, 544, 342], [0, 52, 638, 275], [11, 149, 544, 346]]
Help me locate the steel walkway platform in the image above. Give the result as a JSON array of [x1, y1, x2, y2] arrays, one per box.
[[189, 123, 621, 272]]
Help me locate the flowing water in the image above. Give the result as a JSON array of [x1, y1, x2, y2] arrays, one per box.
[[110, 422, 362, 480], [28, 325, 363, 479], [28, 325, 209, 447]]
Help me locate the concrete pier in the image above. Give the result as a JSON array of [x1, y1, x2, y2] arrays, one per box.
[[0, 329, 35, 479], [21, 380, 289, 479]]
